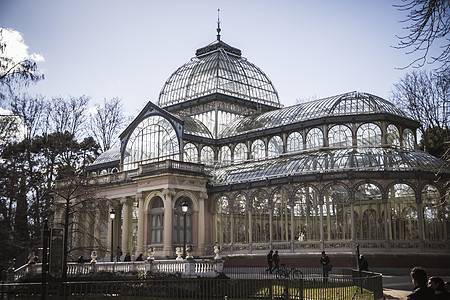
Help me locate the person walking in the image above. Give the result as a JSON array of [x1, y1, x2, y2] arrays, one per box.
[[358, 254, 368, 271], [116, 246, 123, 262], [272, 250, 280, 273], [320, 251, 330, 281], [124, 252, 131, 262], [407, 266, 434, 300], [266, 250, 273, 274]]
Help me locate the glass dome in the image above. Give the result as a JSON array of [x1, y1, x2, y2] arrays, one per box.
[[158, 40, 281, 108]]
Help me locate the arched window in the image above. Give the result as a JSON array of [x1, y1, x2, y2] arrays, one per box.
[[268, 136, 283, 158], [173, 197, 192, 244], [200, 145, 214, 165], [233, 195, 248, 243], [251, 139, 265, 160], [403, 128, 415, 150], [357, 123, 381, 146], [354, 183, 384, 239], [123, 115, 179, 170], [306, 128, 323, 149], [422, 185, 444, 241], [183, 143, 198, 163], [218, 146, 231, 165], [234, 143, 248, 163], [272, 189, 291, 241], [215, 196, 231, 244], [251, 191, 270, 242], [293, 186, 320, 241], [287, 131, 303, 152], [328, 125, 352, 148], [323, 185, 351, 240], [388, 184, 418, 240], [387, 124, 400, 147], [149, 197, 164, 244]]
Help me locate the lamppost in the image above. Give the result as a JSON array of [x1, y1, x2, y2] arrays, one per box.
[[181, 201, 189, 259], [110, 209, 115, 262]]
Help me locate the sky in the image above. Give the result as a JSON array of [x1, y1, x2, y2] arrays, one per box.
[[0, 0, 443, 117]]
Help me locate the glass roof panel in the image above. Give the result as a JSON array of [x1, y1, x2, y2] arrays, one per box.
[[220, 91, 409, 138], [210, 148, 448, 185], [89, 147, 121, 166]]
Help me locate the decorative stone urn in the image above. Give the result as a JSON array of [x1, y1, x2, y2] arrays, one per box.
[[147, 247, 155, 261], [175, 247, 183, 261], [214, 245, 222, 260], [90, 250, 97, 263], [186, 245, 193, 260]]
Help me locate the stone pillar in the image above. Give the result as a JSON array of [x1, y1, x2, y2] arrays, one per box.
[[197, 192, 207, 255], [136, 193, 145, 256], [162, 188, 175, 257], [93, 208, 101, 250], [319, 195, 324, 247], [121, 197, 132, 255], [350, 202, 355, 240]]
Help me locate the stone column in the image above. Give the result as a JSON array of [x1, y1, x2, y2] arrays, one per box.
[[319, 194, 324, 247], [197, 192, 207, 255], [121, 197, 132, 255], [136, 193, 145, 256], [93, 208, 101, 251], [162, 188, 175, 257], [350, 202, 355, 240]]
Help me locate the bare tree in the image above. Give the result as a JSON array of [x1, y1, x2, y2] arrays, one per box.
[[52, 176, 108, 280], [391, 70, 449, 155], [0, 28, 44, 101], [395, 0, 450, 74], [89, 97, 127, 152], [45, 95, 90, 139], [9, 93, 46, 139]]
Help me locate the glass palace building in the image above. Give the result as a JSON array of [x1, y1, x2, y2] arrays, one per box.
[[58, 31, 450, 263]]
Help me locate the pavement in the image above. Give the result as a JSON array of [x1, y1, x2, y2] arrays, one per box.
[[382, 274, 450, 299]]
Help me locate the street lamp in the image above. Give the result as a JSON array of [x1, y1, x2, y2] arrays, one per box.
[[110, 209, 115, 262], [181, 201, 189, 258]]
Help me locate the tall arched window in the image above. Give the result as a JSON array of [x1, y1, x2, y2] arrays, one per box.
[[293, 186, 320, 241], [233, 195, 248, 243], [272, 188, 291, 241], [251, 191, 270, 242], [323, 185, 351, 240], [219, 146, 231, 165], [306, 128, 323, 149], [268, 136, 283, 158], [173, 197, 192, 244], [387, 124, 400, 147], [422, 185, 444, 241], [183, 143, 198, 163], [234, 143, 248, 163], [215, 196, 231, 244], [251, 139, 265, 160], [200, 145, 214, 165], [355, 183, 384, 239], [388, 183, 418, 240], [356, 123, 381, 146], [149, 197, 164, 244], [328, 125, 352, 148], [403, 128, 415, 150], [123, 115, 179, 170], [287, 131, 303, 152]]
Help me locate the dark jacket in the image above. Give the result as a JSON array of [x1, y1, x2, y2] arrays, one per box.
[[320, 255, 330, 267], [359, 258, 368, 271], [406, 285, 434, 300]]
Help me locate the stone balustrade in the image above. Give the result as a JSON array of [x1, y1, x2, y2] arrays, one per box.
[[12, 258, 223, 282]]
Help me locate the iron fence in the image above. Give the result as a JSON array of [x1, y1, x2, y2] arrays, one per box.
[[1, 276, 382, 299]]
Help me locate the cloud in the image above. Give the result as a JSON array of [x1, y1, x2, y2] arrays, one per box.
[[1, 28, 45, 63]]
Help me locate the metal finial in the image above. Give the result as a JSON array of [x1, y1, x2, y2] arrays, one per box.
[[217, 8, 221, 41]]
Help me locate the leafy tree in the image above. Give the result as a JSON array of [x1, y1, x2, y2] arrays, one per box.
[[395, 0, 450, 74]]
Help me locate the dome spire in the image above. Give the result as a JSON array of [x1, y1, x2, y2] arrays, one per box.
[[216, 8, 221, 41]]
